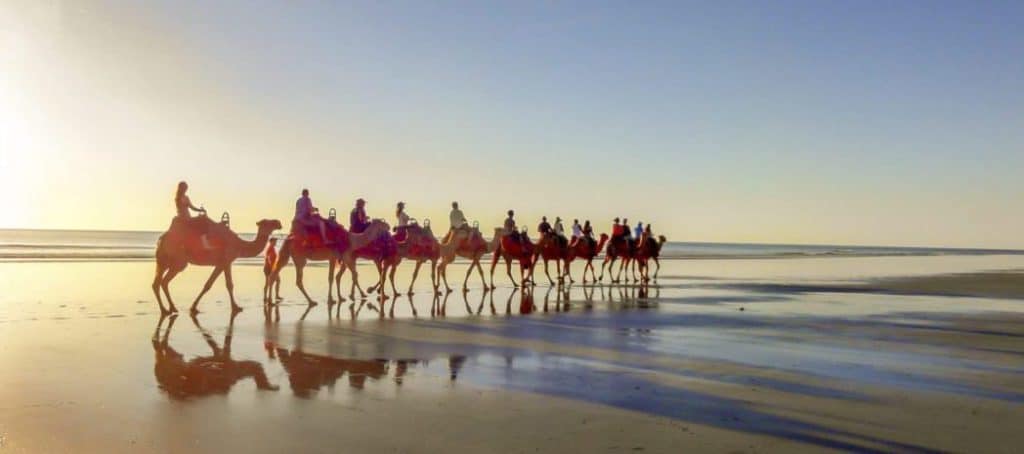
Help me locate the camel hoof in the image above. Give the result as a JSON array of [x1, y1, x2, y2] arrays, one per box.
[[231, 305, 244, 313], [308, 301, 319, 307], [407, 291, 415, 296], [189, 307, 200, 315], [446, 288, 454, 294], [462, 287, 469, 293]]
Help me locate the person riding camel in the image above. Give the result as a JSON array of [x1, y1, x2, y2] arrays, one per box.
[[394, 201, 410, 241], [537, 216, 552, 237], [350, 198, 369, 234], [634, 221, 644, 243], [641, 224, 653, 249], [622, 218, 632, 240], [553, 217, 567, 247], [611, 218, 623, 239], [445, 201, 469, 243], [294, 189, 329, 244], [173, 181, 212, 249], [503, 210, 519, 241], [570, 219, 582, 248], [583, 220, 594, 239]]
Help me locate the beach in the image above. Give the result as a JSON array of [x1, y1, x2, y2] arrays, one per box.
[[2, 244, 1024, 453]]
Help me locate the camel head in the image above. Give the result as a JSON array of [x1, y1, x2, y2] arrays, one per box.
[[256, 219, 283, 233], [600, 233, 609, 241], [366, 219, 391, 239]]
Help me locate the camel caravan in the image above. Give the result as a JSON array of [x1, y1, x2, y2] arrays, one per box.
[[152, 183, 666, 315]]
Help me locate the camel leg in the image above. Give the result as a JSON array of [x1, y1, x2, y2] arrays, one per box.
[[653, 258, 661, 281], [475, 259, 487, 290], [375, 261, 388, 302], [488, 253, 500, 289], [389, 262, 399, 298], [598, 256, 612, 282], [339, 262, 352, 301], [462, 260, 476, 292], [223, 265, 242, 313], [408, 260, 422, 295], [430, 261, 439, 294], [153, 261, 168, 314], [160, 264, 185, 313], [430, 259, 439, 294], [294, 262, 317, 306], [543, 260, 555, 286], [190, 266, 224, 314], [439, 260, 453, 293], [327, 260, 336, 305], [348, 260, 366, 300], [505, 258, 518, 288]]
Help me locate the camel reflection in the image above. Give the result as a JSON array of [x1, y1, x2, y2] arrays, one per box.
[[265, 317, 428, 397], [152, 313, 278, 400]]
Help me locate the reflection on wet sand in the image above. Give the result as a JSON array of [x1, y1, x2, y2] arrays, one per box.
[[152, 313, 278, 399], [135, 262, 1024, 453]]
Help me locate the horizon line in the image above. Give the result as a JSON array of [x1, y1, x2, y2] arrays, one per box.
[[2, 227, 1023, 253]]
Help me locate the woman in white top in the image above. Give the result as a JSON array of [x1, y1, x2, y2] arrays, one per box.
[[571, 219, 582, 238]]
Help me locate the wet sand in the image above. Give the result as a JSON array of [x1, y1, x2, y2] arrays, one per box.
[[2, 256, 1024, 453]]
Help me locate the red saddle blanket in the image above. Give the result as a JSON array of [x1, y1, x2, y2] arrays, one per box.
[[289, 222, 349, 252]]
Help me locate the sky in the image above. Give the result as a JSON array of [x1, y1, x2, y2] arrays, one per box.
[[1, 0, 1022, 248]]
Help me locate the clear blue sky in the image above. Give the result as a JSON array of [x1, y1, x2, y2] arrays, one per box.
[[2, 0, 1022, 247]]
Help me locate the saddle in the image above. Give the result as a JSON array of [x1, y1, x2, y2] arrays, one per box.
[[288, 218, 348, 251]]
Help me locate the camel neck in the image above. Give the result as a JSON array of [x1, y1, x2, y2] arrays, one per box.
[[239, 230, 272, 258]]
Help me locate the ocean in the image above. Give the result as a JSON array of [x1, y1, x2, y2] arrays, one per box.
[[2, 228, 1021, 263]]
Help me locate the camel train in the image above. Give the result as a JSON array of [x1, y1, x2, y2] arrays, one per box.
[[152, 185, 665, 315]]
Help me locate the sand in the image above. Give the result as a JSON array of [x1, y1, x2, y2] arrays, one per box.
[[1, 255, 1024, 453]]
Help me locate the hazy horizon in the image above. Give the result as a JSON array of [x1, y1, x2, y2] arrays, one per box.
[[3, 1, 1023, 248]]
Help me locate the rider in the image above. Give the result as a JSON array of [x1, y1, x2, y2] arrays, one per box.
[[174, 181, 211, 249], [503, 210, 518, 239], [583, 220, 594, 239], [449, 202, 468, 230], [622, 218, 632, 240], [350, 198, 369, 233], [570, 219, 582, 247], [294, 189, 329, 243], [394, 201, 410, 241], [634, 222, 644, 241], [611, 217, 622, 239], [537, 216, 552, 237], [553, 217, 567, 246], [445, 201, 470, 243]]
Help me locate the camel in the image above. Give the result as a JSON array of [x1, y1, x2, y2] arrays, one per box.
[[531, 233, 571, 286], [597, 234, 635, 284], [152, 217, 282, 314], [368, 220, 441, 297], [275, 218, 392, 305], [437, 226, 492, 293], [633, 235, 667, 282], [489, 228, 535, 289], [564, 233, 610, 284], [269, 218, 347, 305], [332, 219, 398, 302]]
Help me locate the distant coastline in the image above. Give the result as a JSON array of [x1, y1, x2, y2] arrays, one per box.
[[2, 228, 1023, 263]]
